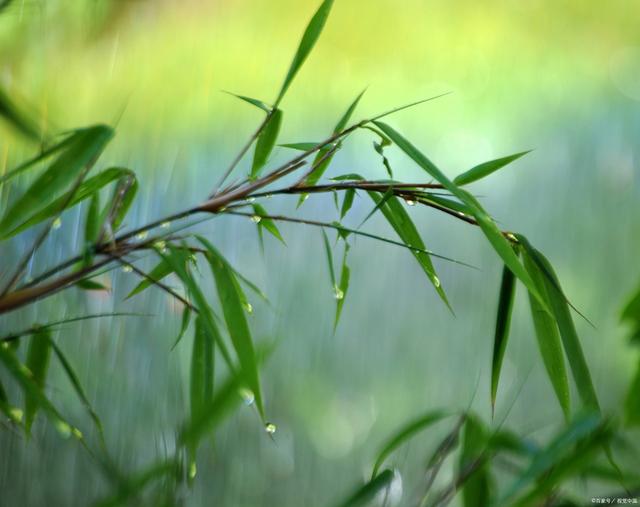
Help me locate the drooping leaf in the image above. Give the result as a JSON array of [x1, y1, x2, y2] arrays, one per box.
[[0, 125, 113, 239], [171, 306, 192, 351], [48, 337, 104, 440], [197, 238, 265, 421], [334, 244, 350, 331], [624, 357, 640, 427], [24, 330, 52, 433], [371, 121, 546, 311], [190, 315, 214, 421], [279, 142, 322, 152], [322, 229, 337, 290], [517, 235, 600, 412], [252, 203, 285, 244], [522, 250, 571, 421], [0, 85, 39, 141], [85, 191, 101, 246], [340, 188, 356, 219], [360, 187, 394, 227], [274, 0, 335, 106], [334, 469, 394, 507], [371, 410, 449, 478], [491, 263, 517, 412], [369, 191, 450, 308], [106, 173, 138, 231], [250, 109, 282, 179], [223, 91, 271, 113], [126, 258, 174, 299], [75, 279, 109, 291], [458, 415, 491, 507], [453, 151, 532, 186]]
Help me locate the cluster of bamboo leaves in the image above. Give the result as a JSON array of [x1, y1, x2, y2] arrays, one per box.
[[0, 0, 638, 505]]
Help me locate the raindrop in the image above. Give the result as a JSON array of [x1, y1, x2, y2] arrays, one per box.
[[135, 231, 148, 240], [246, 197, 256, 203], [55, 420, 72, 438], [52, 217, 62, 229], [243, 302, 253, 314], [122, 265, 133, 273], [265, 422, 277, 435], [188, 462, 197, 479], [433, 276, 441, 288], [333, 285, 344, 300], [250, 215, 262, 224], [9, 408, 23, 422], [405, 199, 416, 206], [239, 388, 255, 406], [72, 427, 83, 440], [160, 221, 171, 229], [153, 240, 167, 252]]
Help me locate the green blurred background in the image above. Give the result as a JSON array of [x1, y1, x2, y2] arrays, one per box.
[[1, 0, 639, 505]]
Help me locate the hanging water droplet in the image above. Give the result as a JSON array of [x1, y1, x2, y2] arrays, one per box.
[[161, 221, 171, 229], [333, 285, 344, 300], [433, 276, 441, 288], [9, 408, 23, 422], [246, 197, 256, 203], [72, 427, 83, 440], [188, 462, 197, 479], [405, 199, 416, 206], [265, 422, 277, 435], [55, 420, 72, 438], [265, 193, 273, 199], [243, 302, 253, 314], [301, 194, 309, 203], [135, 231, 148, 240], [250, 215, 262, 224], [122, 265, 133, 273], [239, 388, 255, 406], [52, 217, 62, 229], [153, 240, 167, 252]]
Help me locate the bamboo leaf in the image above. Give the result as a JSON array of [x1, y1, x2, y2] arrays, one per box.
[[275, 0, 335, 106], [279, 142, 321, 151], [340, 188, 356, 219], [517, 235, 600, 412], [85, 191, 101, 246], [625, 358, 640, 427], [372, 120, 545, 310], [522, 250, 571, 421], [322, 229, 337, 290], [223, 91, 271, 113], [0, 125, 113, 239], [334, 469, 394, 507], [250, 109, 282, 179], [125, 259, 174, 299], [75, 279, 109, 291], [371, 410, 449, 478], [334, 244, 350, 331], [190, 315, 214, 421], [24, 330, 52, 433], [197, 238, 265, 421], [107, 174, 138, 231], [453, 151, 532, 186], [252, 204, 285, 244], [369, 191, 450, 309], [459, 415, 491, 507], [171, 306, 192, 351], [491, 263, 517, 412]]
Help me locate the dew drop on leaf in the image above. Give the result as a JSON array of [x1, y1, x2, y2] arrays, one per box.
[[250, 215, 262, 224], [52, 217, 62, 229], [265, 422, 277, 434]]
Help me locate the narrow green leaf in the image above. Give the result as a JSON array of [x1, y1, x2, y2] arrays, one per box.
[[453, 151, 532, 186], [0, 86, 39, 141], [197, 238, 265, 420], [459, 415, 491, 507], [108, 174, 138, 231], [369, 191, 450, 308], [48, 337, 104, 439], [251, 109, 282, 179], [223, 91, 271, 113], [275, 0, 335, 106], [85, 191, 101, 246], [340, 188, 356, 219], [125, 259, 174, 299], [371, 410, 448, 478], [522, 250, 571, 421], [372, 120, 545, 311], [334, 469, 394, 507], [331, 173, 365, 181], [75, 279, 109, 291], [279, 142, 321, 151], [0, 125, 113, 238], [491, 263, 517, 412], [518, 235, 600, 412], [24, 330, 52, 432], [190, 315, 214, 421], [420, 194, 471, 215], [334, 244, 350, 331], [322, 229, 336, 290], [252, 203, 285, 244], [360, 188, 394, 227], [171, 306, 192, 351]]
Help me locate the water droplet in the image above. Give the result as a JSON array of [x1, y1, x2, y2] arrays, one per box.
[[250, 215, 262, 224], [301, 194, 309, 203], [333, 285, 344, 300], [246, 197, 256, 203], [265, 422, 277, 435], [188, 462, 197, 479], [239, 388, 255, 406], [433, 276, 441, 288], [405, 199, 416, 206], [72, 427, 83, 440], [153, 240, 167, 252], [243, 302, 253, 314], [160, 221, 171, 229], [52, 217, 62, 229], [9, 408, 23, 422], [55, 420, 72, 438], [506, 233, 517, 242], [265, 193, 273, 199], [122, 265, 133, 273], [135, 231, 148, 240]]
